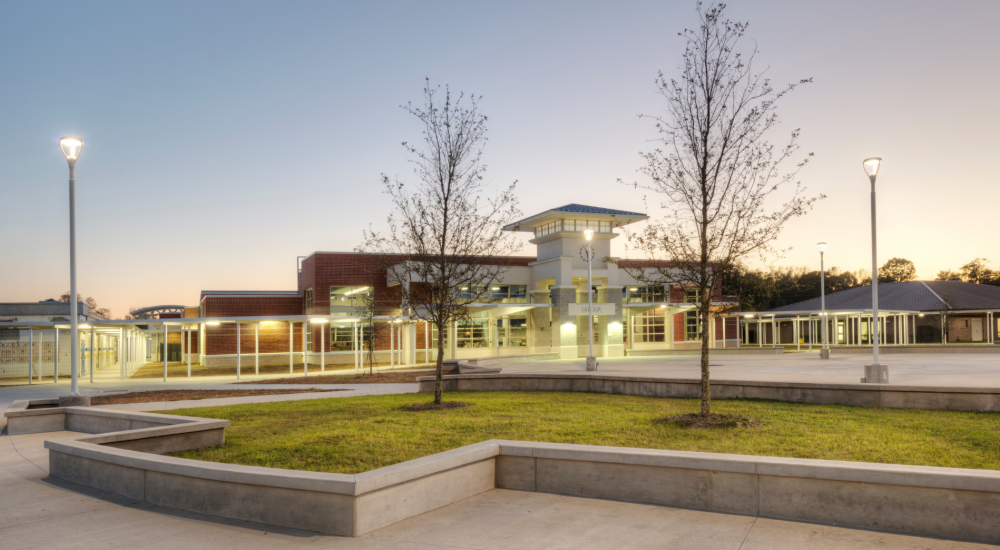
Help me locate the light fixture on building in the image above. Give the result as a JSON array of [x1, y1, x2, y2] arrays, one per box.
[[492, 287, 500, 291], [584, 229, 594, 241], [310, 318, 329, 323], [744, 314, 753, 318], [206, 321, 220, 326]]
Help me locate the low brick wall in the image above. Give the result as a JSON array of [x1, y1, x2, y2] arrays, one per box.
[[417, 373, 1000, 412]]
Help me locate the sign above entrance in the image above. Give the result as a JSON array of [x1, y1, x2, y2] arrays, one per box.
[[568, 303, 617, 316]]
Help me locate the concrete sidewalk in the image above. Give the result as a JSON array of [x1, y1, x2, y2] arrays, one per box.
[[97, 385, 418, 412], [499, 352, 1000, 388], [1, 423, 991, 549]]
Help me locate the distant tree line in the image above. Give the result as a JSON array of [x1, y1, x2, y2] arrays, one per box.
[[49, 292, 112, 319], [724, 257, 1000, 312]]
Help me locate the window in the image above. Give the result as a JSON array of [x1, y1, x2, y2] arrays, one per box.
[[306, 325, 313, 351], [497, 314, 527, 347], [457, 319, 490, 348], [304, 288, 313, 311], [329, 286, 370, 308], [625, 285, 666, 304], [685, 311, 702, 341], [684, 288, 701, 304], [535, 219, 615, 237], [330, 323, 355, 351], [633, 308, 665, 343], [534, 220, 563, 237]]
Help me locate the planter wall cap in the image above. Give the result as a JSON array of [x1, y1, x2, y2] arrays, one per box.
[[46, 435, 358, 495], [752, 455, 1000, 492], [424, 373, 1000, 395], [354, 441, 500, 495]]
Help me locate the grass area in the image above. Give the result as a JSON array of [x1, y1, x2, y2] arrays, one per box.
[[168, 392, 1000, 474]]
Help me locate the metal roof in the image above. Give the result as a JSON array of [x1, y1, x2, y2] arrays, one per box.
[[549, 204, 646, 216], [765, 281, 1000, 313], [504, 203, 648, 231]]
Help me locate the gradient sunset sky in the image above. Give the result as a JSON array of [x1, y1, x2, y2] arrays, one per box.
[[2, 0, 998, 318]]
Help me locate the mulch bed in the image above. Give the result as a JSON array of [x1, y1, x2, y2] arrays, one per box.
[[655, 413, 763, 429], [400, 401, 471, 411], [234, 372, 427, 385], [90, 388, 344, 405]]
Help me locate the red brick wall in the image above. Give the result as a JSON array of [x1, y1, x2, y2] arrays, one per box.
[[299, 253, 537, 314], [201, 296, 304, 355]]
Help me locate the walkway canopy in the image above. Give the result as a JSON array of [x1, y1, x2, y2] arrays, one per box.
[[739, 281, 1000, 348]]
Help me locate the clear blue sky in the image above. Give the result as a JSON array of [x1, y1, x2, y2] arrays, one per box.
[[2, 1, 998, 318]]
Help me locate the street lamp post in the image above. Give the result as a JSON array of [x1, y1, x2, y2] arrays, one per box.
[[863, 157, 888, 384], [817, 242, 829, 359], [59, 137, 89, 406], [584, 229, 597, 371]]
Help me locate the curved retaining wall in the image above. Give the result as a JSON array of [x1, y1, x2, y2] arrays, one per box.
[[10, 400, 1000, 542], [417, 373, 1000, 412]]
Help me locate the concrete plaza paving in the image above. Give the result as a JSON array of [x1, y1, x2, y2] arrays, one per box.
[[3, 360, 999, 549], [2, 423, 993, 549], [499, 352, 1000, 387]]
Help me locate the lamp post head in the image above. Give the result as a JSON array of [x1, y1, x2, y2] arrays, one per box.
[[817, 242, 827, 253], [583, 229, 593, 241], [60, 137, 83, 168], [863, 157, 881, 184]]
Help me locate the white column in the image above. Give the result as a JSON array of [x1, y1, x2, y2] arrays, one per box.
[[425, 321, 430, 363], [353, 321, 359, 372], [289, 321, 294, 374], [303, 322, 309, 377], [320, 322, 325, 372], [54, 327, 60, 383], [255, 323, 260, 375], [187, 325, 192, 377], [795, 317, 800, 351], [390, 322, 395, 368], [236, 322, 241, 380], [27, 327, 33, 385], [162, 323, 168, 382], [118, 328, 123, 380], [89, 327, 94, 383]]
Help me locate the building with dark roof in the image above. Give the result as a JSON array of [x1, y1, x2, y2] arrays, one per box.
[[740, 281, 1000, 347]]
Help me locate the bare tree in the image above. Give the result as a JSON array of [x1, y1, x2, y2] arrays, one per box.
[[353, 269, 390, 375], [619, 3, 821, 416], [358, 81, 523, 406], [58, 292, 111, 319]]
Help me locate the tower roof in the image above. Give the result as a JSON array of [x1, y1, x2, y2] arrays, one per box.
[[504, 203, 647, 232]]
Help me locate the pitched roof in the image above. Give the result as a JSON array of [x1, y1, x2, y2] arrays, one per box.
[[549, 204, 646, 216], [764, 281, 1000, 313], [504, 204, 648, 232]]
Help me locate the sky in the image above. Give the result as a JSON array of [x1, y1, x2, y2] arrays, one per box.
[[2, 0, 998, 318]]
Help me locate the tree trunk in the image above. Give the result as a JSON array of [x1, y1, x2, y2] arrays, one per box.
[[434, 320, 444, 405], [700, 296, 711, 416]]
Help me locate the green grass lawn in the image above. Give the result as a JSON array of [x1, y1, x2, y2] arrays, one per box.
[[166, 392, 1000, 474]]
